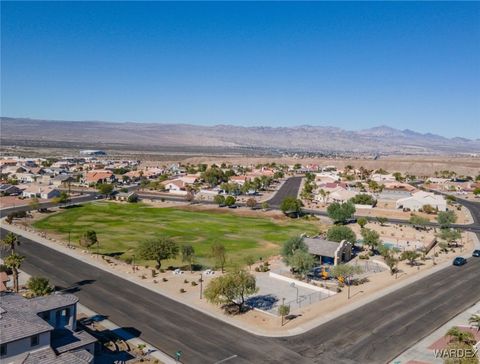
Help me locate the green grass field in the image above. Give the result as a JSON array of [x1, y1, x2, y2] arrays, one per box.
[[33, 202, 321, 268]]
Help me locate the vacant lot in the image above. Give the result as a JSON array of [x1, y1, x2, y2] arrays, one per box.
[[33, 202, 321, 268]]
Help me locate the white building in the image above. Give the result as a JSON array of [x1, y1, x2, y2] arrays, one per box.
[[395, 191, 447, 212]]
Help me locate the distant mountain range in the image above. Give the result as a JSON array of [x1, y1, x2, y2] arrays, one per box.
[[1, 117, 479, 154]]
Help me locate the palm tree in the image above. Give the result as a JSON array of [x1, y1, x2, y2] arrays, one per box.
[[4, 252, 25, 292], [1, 232, 20, 252], [446, 327, 476, 345], [469, 314, 480, 331]]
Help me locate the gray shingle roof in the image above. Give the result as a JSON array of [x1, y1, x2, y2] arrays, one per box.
[[22, 347, 92, 364], [304, 238, 340, 258], [0, 293, 78, 344], [51, 328, 97, 354]]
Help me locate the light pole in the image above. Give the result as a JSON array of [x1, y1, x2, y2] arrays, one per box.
[[132, 254, 136, 272], [290, 282, 299, 304], [199, 273, 203, 299], [347, 275, 351, 299]]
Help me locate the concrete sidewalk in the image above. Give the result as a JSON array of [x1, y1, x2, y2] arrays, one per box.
[[3, 220, 477, 338], [2, 262, 176, 364], [391, 301, 480, 364]]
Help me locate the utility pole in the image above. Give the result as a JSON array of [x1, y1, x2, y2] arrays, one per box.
[[199, 273, 203, 299]]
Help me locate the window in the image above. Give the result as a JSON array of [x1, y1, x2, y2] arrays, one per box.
[[30, 334, 39, 347], [0, 344, 6, 356]]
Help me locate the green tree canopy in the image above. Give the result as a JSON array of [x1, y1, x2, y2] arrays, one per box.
[[288, 250, 315, 277], [330, 264, 363, 279], [27, 276, 53, 297], [181, 245, 195, 272], [213, 195, 225, 205], [97, 183, 114, 195], [225, 195, 236, 206], [361, 228, 381, 252], [280, 197, 303, 215], [437, 210, 457, 227], [400, 250, 421, 266], [281, 236, 307, 263], [204, 269, 258, 313], [409, 214, 429, 227], [327, 202, 356, 224], [137, 237, 179, 269], [326, 225, 357, 243], [349, 194, 376, 206], [211, 242, 227, 272]]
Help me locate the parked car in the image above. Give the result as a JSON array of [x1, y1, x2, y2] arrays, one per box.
[[94, 195, 103, 199], [452, 257, 467, 266], [472, 250, 480, 257], [228, 204, 238, 209]]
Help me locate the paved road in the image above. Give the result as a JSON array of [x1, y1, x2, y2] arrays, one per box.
[[2, 227, 480, 364], [267, 177, 303, 206]]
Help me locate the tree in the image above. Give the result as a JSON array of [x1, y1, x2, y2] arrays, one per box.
[[357, 217, 368, 229], [58, 191, 69, 204], [127, 194, 139, 203], [376, 217, 388, 226], [400, 250, 421, 266], [349, 194, 376, 206], [384, 255, 399, 275], [289, 251, 315, 277], [327, 202, 356, 224], [246, 198, 257, 209], [213, 195, 225, 205], [185, 191, 195, 202], [474, 187, 480, 196], [211, 242, 227, 273], [224, 195, 236, 207], [97, 183, 114, 195], [330, 264, 363, 280], [437, 210, 457, 228], [204, 269, 258, 313], [261, 201, 269, 210], [468, 314, 480, 331], [181, 245, 195, 272], [409, 214, 429, 229], [280, 197, 303, 216], [281, 236, 307, 263], [244, 255, 256, 271], [4, 252, 25, 292], [438, 228, 462, 245], [81, 230, 98, 248], [279, 304, 290, 326], [445, 327, 476, 345], [326, 226, 356, 243], [421, 204, 435, 214], [137, 237, 179, 269], [29, 197, 40, 211], [361, 228, 380, 252], [26, 276, 53, 297], [1, 232, 20, 252]]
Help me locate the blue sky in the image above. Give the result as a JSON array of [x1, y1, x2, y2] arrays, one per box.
[[1, 1, 479, 138]]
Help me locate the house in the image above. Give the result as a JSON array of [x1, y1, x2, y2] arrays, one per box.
[[22, 184, 60, 199], [304, 238, 353, 265], [229, 175, 249, 186], [51, 175, 76, 188], [179, 174, 199, 185], [164, 179, 186, 192], [83, 170, 114, 185], [396, 191, 447, 212], [0, 184, 22, 196], [383, 182, 416, 192], [0, 292, 96, 363], [371, 173, 396, 182]]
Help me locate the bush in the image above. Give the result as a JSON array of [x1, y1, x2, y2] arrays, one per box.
[[180, 288, 186, 293], [184, 279, 189, 284], [162, 277, 168, 282], [191, 281, 198, 286], [349, 194, 376, 206]]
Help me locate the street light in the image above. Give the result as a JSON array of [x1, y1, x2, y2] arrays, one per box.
[[132, 254, 136, 272], [290, 282, 299, 303], [199, 273, 203, 299]]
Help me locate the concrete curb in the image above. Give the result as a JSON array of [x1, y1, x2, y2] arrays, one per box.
[[1, 220, 477, 338]]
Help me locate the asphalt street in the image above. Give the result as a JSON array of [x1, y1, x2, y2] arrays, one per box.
[[2, 178, 480, 363], [267, 177, 303, 206], [3, 228, 480, 363]]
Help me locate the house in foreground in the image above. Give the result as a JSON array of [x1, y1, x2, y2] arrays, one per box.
[[304, 238, 353, 265], [0, 292, 96, 364]]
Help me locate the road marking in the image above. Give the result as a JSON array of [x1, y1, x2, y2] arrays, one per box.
[[214, 354, 238, 364]]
